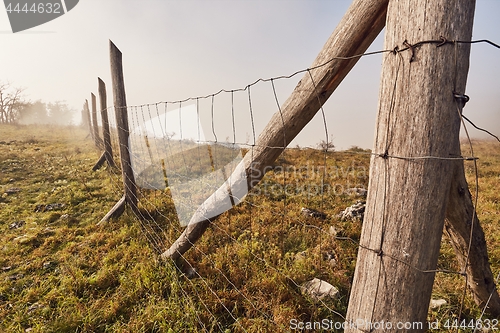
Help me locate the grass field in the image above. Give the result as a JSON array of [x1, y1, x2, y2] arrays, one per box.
[[0, 124, 499, 332]]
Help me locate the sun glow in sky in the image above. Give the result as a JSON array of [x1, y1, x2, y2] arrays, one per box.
[[1, 0, 499, 149]]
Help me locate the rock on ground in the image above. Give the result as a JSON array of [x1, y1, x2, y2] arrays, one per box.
[[338, 201, 365, 221], [300, 278, 339, 301]]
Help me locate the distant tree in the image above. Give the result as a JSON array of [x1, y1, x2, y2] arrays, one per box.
[[316, 135, 335, 152], [0, 82, 76, 125], [18, 100, 50, 124], [0, 82, 28, 124], [47, 101, 75, 125]]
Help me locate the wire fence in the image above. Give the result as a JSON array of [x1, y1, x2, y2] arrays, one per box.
[[85, 38, 500, 331]]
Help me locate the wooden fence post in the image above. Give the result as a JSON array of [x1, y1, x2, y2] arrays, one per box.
[[81, 108, 87, 128], [93, 78, 117, 170], [345, 0, 476, 329], [84, 99, 93, 140], [91, 93, 103, 149], [99, 40, 138, 224]]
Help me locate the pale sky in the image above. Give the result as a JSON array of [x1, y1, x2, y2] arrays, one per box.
[[1, 0, 499, 149]]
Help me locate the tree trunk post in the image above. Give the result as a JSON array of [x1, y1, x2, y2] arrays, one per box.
[[99, 41, 138, 224], [345, 0, 475, 330], [93, 78, 117, 171]]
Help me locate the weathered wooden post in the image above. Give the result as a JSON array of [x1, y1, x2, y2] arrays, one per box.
[[84, 99, 93, 139], [91, 93, 103, 149], [80, 108, 87, 128], [345, 0, 476, 330], [93, 78, 117, 171], [99, 41, 138, 224]]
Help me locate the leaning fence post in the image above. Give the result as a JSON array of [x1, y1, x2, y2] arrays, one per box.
[[93, 78, 117, 170], [98, 40, 138, 224]]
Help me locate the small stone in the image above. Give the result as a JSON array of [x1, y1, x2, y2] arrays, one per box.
[[325, 253, 335, 261], [429, 298, 447, 309], [1, 266, 12, 271], [301, 207, 327, 219], [328, 258, 337, 268], [60, 214, 70, 219], [27, 302, 44, 313], [328, 226, 338, 236], [338, 201, 366, 221], [6, 273, 24, 281], [34, 203, 65, 212], [5, 188, 21, 195], [295, 251, 307, 260], [301, 278, 339, 301], [9, 220, 25, 229], [42, 262, 53, 270], [346, 187, 367, 197]]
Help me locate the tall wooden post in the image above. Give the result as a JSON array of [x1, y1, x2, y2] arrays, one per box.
[[80, 108, 87, 128], [345, 0, 476, 330], [99, 41, 138, 224], [84, 99, 93, 139], [91, 93, 103, 148], [92, 78, 117, 170]]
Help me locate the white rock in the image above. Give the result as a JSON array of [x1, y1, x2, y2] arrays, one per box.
[[429, 298, 447, 309], [338, 201, 365, 221], [346, 187, 367, 197], [328, 226, 338, 236], [301, 207, 327, 219], [295, 251, 307, 261], [301, 278, 339, 301]]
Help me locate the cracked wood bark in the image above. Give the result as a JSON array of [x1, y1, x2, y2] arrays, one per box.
[[160, 0, 389, 261], [345, 0, 476, 330], [445, 156, 500, 317]]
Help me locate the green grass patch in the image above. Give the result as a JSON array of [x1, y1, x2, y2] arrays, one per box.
[[0, 124, 499, 332]]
